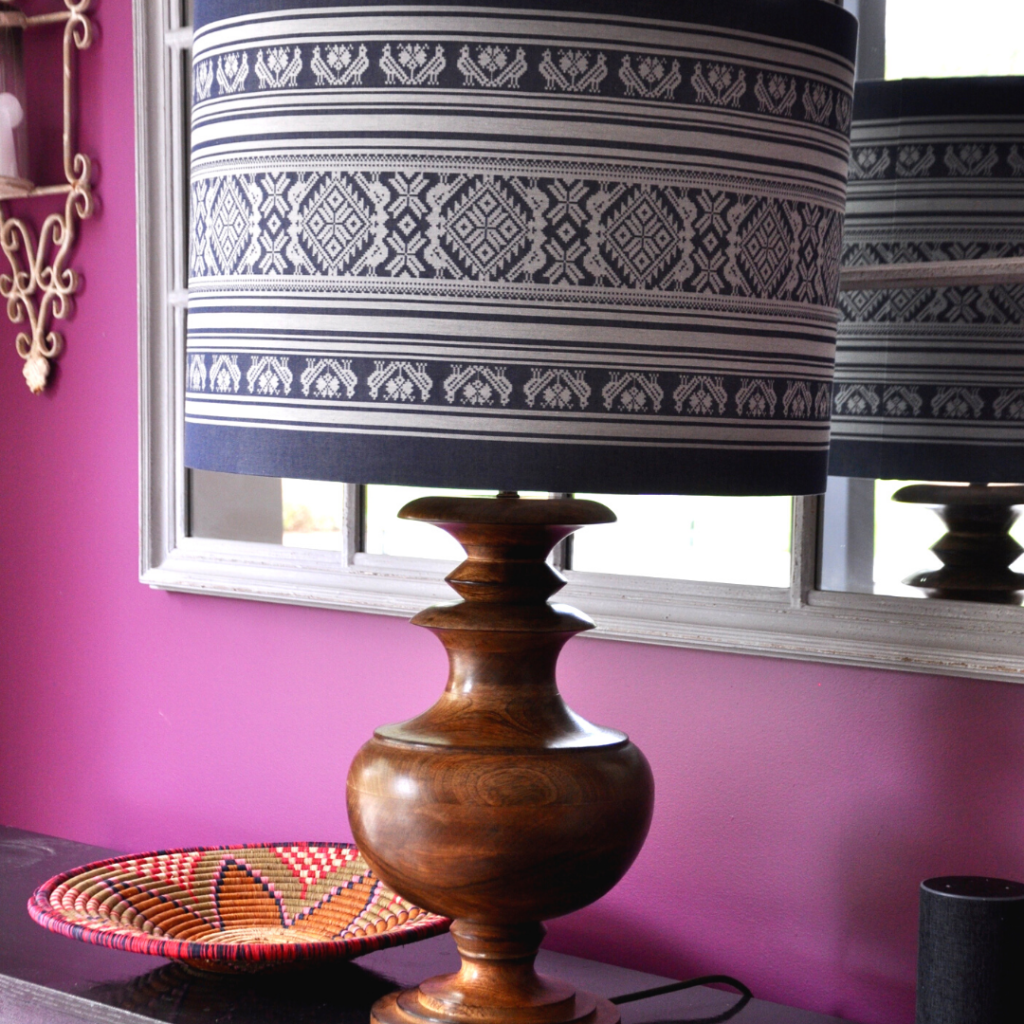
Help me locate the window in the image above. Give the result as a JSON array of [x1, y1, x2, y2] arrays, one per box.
[[137, 0, 1024, 682], [885, 0, 1024, 79], [192, 478, 794, 589]]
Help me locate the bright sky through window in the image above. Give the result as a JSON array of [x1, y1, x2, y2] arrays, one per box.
[[886, 0, 1024, 79]]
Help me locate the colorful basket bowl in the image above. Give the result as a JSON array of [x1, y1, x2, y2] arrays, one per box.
[[28, 842, 450, 971]]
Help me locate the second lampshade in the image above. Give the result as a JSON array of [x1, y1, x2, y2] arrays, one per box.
[[832, 77, 1024, 600], [832, 76, 1024, 484]]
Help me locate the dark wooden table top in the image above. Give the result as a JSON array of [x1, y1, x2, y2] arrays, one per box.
[[0, 826, 849, 1024]]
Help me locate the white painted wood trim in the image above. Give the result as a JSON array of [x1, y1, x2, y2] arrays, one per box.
[[135, 0, 1024, 685], [164, 26, 193, 50], [141, 535, 1024, 683], [840, 257, 1024, 291], [135, 0, 178, 586]]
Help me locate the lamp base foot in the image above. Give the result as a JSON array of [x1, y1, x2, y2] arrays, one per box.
[[371, 989, 620, 1024], [370, 921, 621, 1024]]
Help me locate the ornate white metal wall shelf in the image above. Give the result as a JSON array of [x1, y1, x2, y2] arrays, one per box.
[[0, 0, 93, 394]]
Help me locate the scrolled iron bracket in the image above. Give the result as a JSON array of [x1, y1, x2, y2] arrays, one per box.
[[0, 0, 94, 394]]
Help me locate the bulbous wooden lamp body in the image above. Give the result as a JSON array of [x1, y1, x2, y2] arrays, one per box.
[[347, 494, 654, 1024]]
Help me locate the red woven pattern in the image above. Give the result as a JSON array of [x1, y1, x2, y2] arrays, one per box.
[[274, 843, 360, 899], [28, 842, 449, 967]]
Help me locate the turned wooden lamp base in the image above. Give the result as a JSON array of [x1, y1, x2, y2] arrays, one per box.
[[348, 493, 653, 1024], [894, 483, 1024, 603], [372, 922, 620, 1024]]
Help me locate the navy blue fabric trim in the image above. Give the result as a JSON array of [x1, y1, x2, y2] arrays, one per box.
[[186, 421, 828, 495], [829, 440, 1024, 485], [853, 76, 1024, 122], [194, 0, 857, 63]]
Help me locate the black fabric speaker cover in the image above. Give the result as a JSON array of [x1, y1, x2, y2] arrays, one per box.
[[916, 876, 1024, 1024]]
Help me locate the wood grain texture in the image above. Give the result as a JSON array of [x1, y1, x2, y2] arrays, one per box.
[[347, 495, 654, 1024]]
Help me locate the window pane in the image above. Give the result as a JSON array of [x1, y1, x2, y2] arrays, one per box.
[[571, 494, 792, 588], [886, 0, 1024, 79], [870, 480, 945, 597], [821, 479, 1024, 597], [364, 486, 474, 561], [363, 486, 552, 560], [822, 2, 1024, 597], [188, 472, 348, 549], [189, 470, 283, 543], [282, 479, 346, 550]]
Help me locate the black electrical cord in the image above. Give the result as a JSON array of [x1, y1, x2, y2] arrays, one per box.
[[609, 974, 753, 1024]]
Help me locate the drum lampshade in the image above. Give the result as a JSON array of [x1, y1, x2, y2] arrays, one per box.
[[184, 0, 856, 495]]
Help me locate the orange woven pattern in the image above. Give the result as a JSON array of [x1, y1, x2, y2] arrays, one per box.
[[29, 842, 449, 967]]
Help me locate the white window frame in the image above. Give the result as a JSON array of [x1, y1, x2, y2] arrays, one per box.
[[135, 0, 1024, 684]]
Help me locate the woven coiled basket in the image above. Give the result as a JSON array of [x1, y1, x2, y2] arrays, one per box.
[[28, 842, 449, 971]]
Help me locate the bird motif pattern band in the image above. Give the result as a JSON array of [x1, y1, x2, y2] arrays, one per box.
[[185, 0, 856, 495]]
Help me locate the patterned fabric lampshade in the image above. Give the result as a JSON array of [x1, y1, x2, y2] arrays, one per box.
[[184, 0, 856, 496], [831, 77, 1024, 483]]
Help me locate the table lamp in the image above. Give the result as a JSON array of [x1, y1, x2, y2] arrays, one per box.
[[832, 77, 1024, 602], [184, 2, 855, 1023]]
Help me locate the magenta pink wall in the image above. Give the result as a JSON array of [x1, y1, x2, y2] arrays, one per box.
[[2, 4, 1024, 1023]]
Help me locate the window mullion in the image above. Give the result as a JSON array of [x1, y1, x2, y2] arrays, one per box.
[[343, 484, 363, 565], [791, 495, 820, 607]]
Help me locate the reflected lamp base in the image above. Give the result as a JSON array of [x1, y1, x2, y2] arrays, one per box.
[[895, 484, 1024, 603]]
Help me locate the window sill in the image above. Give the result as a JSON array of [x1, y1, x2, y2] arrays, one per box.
[[142, 539, 1024, 683]]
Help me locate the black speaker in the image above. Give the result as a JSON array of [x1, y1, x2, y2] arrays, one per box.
[[916, 876, 1024, 1024]]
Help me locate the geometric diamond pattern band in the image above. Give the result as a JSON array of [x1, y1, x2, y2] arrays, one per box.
[[191, 168, 844, 307]]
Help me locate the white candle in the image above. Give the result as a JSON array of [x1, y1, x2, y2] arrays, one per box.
[[0, 92, 24, 179]]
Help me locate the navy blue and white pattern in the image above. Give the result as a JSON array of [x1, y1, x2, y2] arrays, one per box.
[[185, 0, 855, 495], [832, 77, 1024, 483]]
